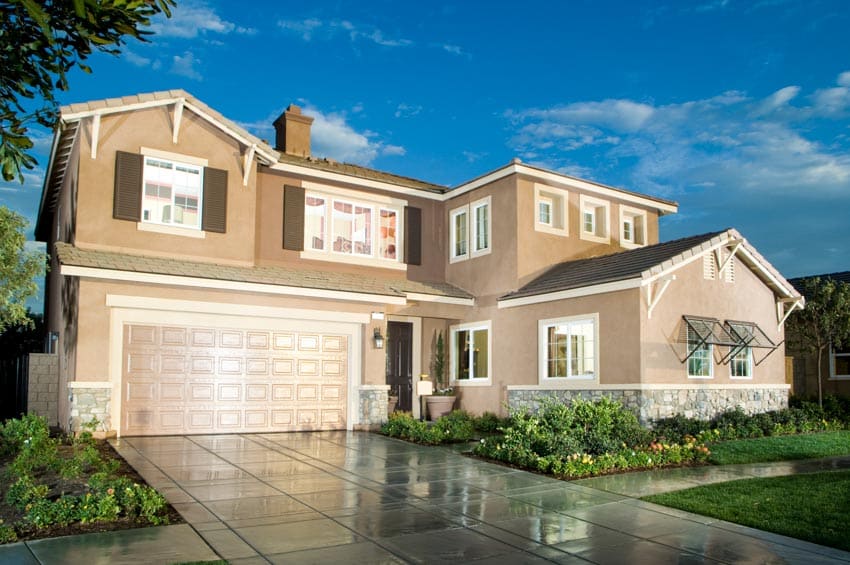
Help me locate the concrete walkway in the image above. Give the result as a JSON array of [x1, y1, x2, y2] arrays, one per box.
[[2, 433, 849, 564]]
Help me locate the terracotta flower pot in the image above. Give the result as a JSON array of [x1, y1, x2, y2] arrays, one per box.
[[425, 395, 455, 421]]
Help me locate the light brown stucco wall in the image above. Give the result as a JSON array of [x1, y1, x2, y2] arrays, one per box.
[[642, 255, 786, 384], [74, 107, 257, 264]]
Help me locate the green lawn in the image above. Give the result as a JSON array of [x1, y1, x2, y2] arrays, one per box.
[[707, 431, 850, 465], [644, 470, 850, 551]]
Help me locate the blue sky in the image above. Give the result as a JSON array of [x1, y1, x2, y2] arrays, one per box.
[[2, 0, 849, 313]]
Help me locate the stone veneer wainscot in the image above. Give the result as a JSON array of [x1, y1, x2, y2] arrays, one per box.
[[507, 385, 790, 426], [358, 385, 390, 430], [67, 382, 112, 433]]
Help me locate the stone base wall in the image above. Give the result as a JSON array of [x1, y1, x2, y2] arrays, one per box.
[[507, 387, 789, 425], [27, 354, 59, 426], [358, 385, 390, 430], [68, 385, 111, 433]]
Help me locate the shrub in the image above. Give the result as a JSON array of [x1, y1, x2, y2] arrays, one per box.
[[473, 412, 507, 434], [5, 476, 48, 511], [432, 410, 475, 441], [0, 522, 16, 544], [382, 410, 481, 444]]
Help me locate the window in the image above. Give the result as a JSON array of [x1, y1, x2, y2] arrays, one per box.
[[579, 195, 609, 243], [831, 345, 850, 379], [730, 347, 752, 378], [534, 184, 568, 236], [451, 322, 491, 383], [687, 325, 713, 378], [619, 206, 647, 248], [450, 207, 468, 260], [539, 315, 597, 381], [303, 191, 402, 264], [450, 196, 491, 262], [142, 157, 203, 229]]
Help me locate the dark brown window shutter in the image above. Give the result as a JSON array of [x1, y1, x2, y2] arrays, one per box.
[[283, 184, 305, 250], [113, 151, 142, 221], [201, 167, 228, 233], [404, 206, 422, 265]]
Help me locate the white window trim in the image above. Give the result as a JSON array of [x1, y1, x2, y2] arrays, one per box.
[[450, 320, 492, 386], [686, 327, 714, 379], [534, 183, 569, 237], [470, 195, 492, 258], [538, 313, 599, 384], [449, 206, 469, 263], [139, 150, 205, 232], [729, 347, 753, 380], [619, 205, 648, 249], [829, 345, 850, 380], [300, 190, 405, 270], [579, 194, 610, 244]]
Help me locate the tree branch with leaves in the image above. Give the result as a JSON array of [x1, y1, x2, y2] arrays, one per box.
[[0, 0, 174, 182], [0, 206, 47, 331]]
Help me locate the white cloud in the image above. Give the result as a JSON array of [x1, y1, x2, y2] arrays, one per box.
[[277, 18, 412, 48], [124, 50, 151, 67], [838, 70, 850, 87], [301, 104, 404, 165], [506, 78, 850, 199], [394, 103, 422, 118], [153, 0, 254, 38], [441, 44, 465, 56], [170, 51, 203, 81]]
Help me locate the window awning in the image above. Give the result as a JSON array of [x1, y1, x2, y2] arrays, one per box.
[[681, 315, 780, 366]]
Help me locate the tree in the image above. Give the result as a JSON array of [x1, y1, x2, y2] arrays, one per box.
[[1, 0, 174, 182], [0, 206, 46, 331], [786, 277, 850, 406]]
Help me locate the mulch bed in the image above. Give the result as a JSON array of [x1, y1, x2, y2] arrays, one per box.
[[0, 439, 183, 543]]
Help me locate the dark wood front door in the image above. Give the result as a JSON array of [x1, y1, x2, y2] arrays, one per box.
[[386, 321, 413, 412]]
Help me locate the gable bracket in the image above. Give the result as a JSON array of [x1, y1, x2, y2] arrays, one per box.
[[172, 98, 185, 144], [715, 239, 742, 277], [645, 275, 676, 319], [776, 297, 804, 331], [89, 114, 101, 160], [242, 143, 256, 187]]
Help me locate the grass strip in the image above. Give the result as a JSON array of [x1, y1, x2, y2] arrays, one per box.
[[708, 431, 850, 465], [644, 470, 850, 551]]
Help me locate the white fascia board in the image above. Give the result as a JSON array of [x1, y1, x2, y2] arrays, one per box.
[[61, 98, 279, 165], [61, 265, 406, 305], [736, 246, 797, 298], [641, 237, 733, 285], [404, 292, 474, 306], [105, 294, 371, 324], [498, 278, 641, 309], [269, 162, 445, 200]]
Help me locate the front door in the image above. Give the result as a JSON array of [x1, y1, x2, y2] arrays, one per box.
[[386, 321, 413, 412]]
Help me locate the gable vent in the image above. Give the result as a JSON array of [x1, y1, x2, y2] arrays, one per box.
[[724, 255, 736, 283], [703, 254, 716, 280]]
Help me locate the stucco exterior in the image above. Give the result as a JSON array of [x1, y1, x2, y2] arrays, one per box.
[[35, 90, 801, 435]]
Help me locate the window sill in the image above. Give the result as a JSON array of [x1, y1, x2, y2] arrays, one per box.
[[300, 250, 407, 271], [730, 376, 753, 380], [580, 231, 610, 244], [470, 247, 492, 259], [449, 253, 468, 264], [620, 240, 645, 250], [537, 377, 598, 387], [137, 222, 206, 239], [451, 379, 492, 387], [535, 224, 569, 237], [828, 375, 850, 381], [687, 375, 713, 380]]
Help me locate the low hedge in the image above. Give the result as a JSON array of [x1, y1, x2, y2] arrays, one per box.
[[381, 410, 509, 444]]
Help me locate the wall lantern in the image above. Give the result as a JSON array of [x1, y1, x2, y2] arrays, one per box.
[[373, 327, 384, 349]]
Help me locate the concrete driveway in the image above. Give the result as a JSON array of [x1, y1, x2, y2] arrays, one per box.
[[109, 432, 849, 564]]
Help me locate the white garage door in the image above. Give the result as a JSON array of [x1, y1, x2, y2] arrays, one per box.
[[121, 320, 349, 435]]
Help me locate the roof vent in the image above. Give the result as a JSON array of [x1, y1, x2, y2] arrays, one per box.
[[272, 104, 314, 158]]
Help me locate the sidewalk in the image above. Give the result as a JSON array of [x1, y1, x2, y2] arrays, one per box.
[[574, 454, 850, 497]]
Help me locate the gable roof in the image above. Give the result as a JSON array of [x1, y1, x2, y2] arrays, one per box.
[[788, 270, 850, 298], [499, 228, 801, 307], [54, 243, 473, 305]]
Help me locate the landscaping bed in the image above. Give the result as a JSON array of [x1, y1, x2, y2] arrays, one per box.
[[0, 415, 181, 544]]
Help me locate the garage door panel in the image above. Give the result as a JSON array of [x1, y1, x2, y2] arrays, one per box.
[[122, 322, 349, 436]]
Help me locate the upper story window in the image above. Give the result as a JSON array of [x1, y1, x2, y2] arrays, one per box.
[[450, 196, 491, 263], [142, 157, 203, 229], [539, 314, 597, 382], [534, 183, 568, 236], [451, 321, 491, 385], [620, 206, 647, 248], [304, 191, 400, 263], [579, 194, 609, 243]]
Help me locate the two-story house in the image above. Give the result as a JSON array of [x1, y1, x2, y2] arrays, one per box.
[[34, 90, 804, 436]]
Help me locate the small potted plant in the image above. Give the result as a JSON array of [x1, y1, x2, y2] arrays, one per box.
[[425, 330, 455, 420]]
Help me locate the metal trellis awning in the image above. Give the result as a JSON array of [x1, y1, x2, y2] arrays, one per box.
[[722, 320, 779, 366]]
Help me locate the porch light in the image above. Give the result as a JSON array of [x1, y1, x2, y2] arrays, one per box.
[[373, 327, 384, 349]]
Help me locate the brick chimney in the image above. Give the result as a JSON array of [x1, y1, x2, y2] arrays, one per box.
[[273, 104, 314, 157]]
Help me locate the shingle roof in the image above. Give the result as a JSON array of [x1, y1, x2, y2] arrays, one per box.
[[55, 243, 472, 301], [501, 230, 730, 300], [276, 153, 446, 193], [788, 271, 850, 295]]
